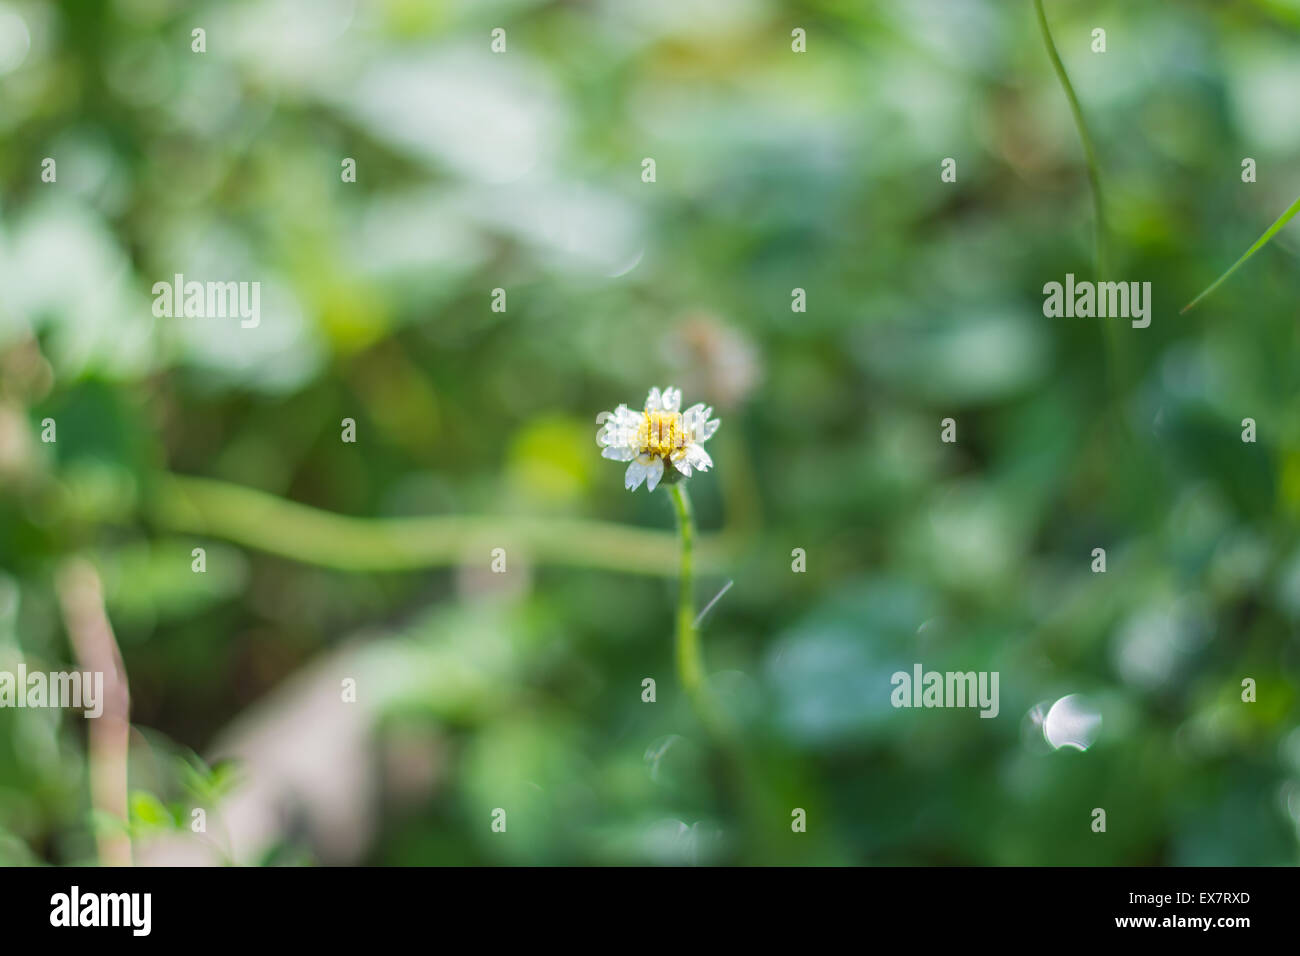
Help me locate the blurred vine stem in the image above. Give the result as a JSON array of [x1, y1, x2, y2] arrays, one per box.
[[152, 474, 736, 576]]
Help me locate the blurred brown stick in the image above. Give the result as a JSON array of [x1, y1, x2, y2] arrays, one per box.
[[56, 558, 132, 867]]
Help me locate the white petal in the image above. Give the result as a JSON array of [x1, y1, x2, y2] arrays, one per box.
[[645, 387, 662, 411], [598, 404, 643, 450], [662, 387, 681, 412], [601, 425, 630, 447], [602, 444, 637, 461], [681, 403, 707, 432], [644, 457, 666, 492], [684, 443, 713, 472], [671, 451, 692, 477], [624, 458, 651, 490], [696, 416, 720, 443]]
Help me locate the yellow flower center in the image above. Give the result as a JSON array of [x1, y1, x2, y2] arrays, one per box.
[[638, 410, 685, 459]]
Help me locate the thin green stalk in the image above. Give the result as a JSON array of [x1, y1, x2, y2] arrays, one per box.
[[667, 483, 704, 707], [1034, 0, 1108, 281], [664, 480, 779, 860]]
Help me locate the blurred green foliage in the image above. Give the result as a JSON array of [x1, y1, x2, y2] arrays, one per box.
[[1, 0, 1300, 865]]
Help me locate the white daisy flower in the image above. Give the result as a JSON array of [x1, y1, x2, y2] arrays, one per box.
[[596, 385, 721, 492]]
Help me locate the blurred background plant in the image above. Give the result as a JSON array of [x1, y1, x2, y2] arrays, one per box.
[[1, 0, 1299, 865]]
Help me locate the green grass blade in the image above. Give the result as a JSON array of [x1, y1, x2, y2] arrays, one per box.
[[1181, 193, 1300, 313], [1033, 0, 1128, 396], [1033, 0, 1108, 281]]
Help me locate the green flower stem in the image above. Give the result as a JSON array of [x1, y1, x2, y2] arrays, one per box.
[[668, 482, 704, 707], [663, 483, 771, 855]]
